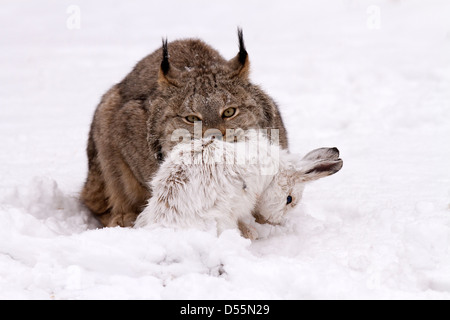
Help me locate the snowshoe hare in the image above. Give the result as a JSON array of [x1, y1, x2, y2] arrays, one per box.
[[134, 132, 343, 239]]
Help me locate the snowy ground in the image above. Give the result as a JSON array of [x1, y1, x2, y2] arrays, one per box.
[[1, 0, 450, 299]]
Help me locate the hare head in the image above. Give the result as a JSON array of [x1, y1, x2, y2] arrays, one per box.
[[254, 147, 343, 225]]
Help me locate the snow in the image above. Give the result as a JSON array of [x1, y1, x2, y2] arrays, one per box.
[[1, 0, 450, 299]]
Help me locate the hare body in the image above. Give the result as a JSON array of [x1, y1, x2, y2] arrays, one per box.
[[134, 134, 343, 239]]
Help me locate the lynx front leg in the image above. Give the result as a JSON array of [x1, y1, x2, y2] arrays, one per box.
[[97, 152, 150, 228]]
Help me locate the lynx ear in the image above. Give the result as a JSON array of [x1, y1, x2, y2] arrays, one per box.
[[158, 38, 182, 87], [228, 28, 250, 79]]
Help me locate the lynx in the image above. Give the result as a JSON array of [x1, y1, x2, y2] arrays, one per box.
[[81, 29, 288, 227]]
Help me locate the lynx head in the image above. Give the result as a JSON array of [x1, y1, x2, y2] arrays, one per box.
[[150, 29, 278, 158]]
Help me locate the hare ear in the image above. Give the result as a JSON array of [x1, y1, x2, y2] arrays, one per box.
[[158, 38, 182, 87], [296, 147, 343, 182], [227, 28, 250, 79], [302, 147, 340, 162]]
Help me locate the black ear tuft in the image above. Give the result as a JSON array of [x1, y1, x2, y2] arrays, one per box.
[[237, 28, 247, 65], [161, 38, 170, 75], [227, 28, 250, 79]]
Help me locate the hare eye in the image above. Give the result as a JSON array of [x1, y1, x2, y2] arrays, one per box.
[[286, 195, 293, 205], [222, 107, 237, 118], [185, 115, 201, 123]]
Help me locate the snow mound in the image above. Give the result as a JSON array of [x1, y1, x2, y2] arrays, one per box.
[[1, 177, 450, 299]]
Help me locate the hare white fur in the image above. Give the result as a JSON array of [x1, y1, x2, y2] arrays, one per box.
[[134, 132, 343, 239]]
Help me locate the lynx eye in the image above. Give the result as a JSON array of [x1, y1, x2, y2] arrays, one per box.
[[222, 107, 237, 118], [286, 195, 293, 205], [185, 115, 201, 123]]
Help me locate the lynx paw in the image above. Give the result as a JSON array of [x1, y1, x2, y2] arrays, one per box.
[[106, 213, 138, 227]]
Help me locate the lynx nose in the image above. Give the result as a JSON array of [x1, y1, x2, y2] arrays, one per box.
[[202, 127, 226, 140]]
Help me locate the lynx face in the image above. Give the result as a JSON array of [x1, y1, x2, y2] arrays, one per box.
[[156, 85, 272, 155], [147, 30, 287, 160]]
